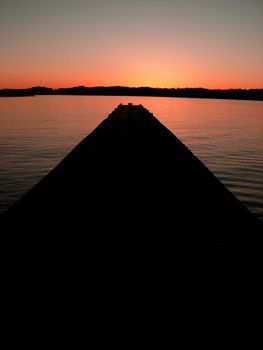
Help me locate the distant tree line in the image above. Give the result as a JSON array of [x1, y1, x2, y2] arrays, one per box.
[[0, 86, 262, 100]]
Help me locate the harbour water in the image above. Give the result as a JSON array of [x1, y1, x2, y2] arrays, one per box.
[[0, 95, 262, 220]]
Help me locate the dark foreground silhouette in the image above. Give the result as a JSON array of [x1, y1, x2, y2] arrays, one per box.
[[1, 104, 263, 320], [1, 86, 263, 100]]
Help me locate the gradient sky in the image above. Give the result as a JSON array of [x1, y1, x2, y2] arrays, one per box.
[[0, 0, 263, 89]]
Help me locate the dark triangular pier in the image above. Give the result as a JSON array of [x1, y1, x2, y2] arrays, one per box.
[[1, 104, 262, 320]]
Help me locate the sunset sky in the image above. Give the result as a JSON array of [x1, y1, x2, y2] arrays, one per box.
[[0, 0, 263, 89]]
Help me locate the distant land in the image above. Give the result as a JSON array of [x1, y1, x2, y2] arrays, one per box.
[[0, 86, 263, 101]]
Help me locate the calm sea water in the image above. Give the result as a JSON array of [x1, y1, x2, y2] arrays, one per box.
[[0, 95, 262, 220]]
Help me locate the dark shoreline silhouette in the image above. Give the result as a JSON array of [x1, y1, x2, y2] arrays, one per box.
[[1, 104, 262, 320], [1, 85, 263, 100]]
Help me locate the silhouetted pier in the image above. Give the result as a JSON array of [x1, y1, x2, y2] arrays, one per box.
[[1, 104, 262, 320]]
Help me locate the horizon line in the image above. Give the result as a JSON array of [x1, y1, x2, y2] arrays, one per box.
[[1, 85, 263, 91]]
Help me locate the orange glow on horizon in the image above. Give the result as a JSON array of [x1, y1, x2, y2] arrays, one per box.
[[1, 68, 263, 90], [1, 79, 262, 91], [1, 34, 263, 90], [1, 54, 262, 90]]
